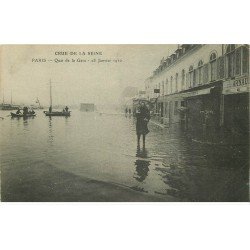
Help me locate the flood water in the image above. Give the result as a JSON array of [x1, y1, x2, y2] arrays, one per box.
[[0, 109, 249, 201]]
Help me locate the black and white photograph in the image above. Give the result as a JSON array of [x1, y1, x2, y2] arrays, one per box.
[[0, 1, 249, 249], [0, 44, 249, 202]]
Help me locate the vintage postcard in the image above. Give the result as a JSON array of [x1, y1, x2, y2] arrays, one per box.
[[0, 44, 249, 202]]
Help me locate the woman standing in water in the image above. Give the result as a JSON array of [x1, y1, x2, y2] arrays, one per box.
[[136, 101, 150, 148]]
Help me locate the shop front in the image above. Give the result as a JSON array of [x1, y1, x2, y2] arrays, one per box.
[[155, 94, 185, 131], [222, 76, 249, 144], [185, 83, 223, 142]]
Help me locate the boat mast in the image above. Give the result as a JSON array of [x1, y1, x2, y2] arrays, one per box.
[[2, 89, 4, 105], [49, 79, 52, 109], [11, 90, 12, 105]]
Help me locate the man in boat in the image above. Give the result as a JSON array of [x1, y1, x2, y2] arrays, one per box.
[[23, 106, 28, 116], [49, 106, 52, 113], [29, 108, 35, 115], [65, 106, 69, 113], [16, 108, 21, 115]]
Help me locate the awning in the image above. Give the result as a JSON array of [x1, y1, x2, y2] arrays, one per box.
[[149, 98, 157, 103], [184, 87, 214, 99]]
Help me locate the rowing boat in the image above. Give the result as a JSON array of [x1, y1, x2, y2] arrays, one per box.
[[44, 80, 71, 117], [11, 112, 36, 118], [44, 111, 71, 117]]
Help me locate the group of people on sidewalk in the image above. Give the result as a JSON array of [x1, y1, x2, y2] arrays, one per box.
[[125, 107, 132, 115]]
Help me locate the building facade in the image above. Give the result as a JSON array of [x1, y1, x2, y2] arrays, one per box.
[[145, 44, 249, 143]]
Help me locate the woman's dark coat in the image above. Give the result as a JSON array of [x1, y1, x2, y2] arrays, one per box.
[[136, 106, 150, 135]]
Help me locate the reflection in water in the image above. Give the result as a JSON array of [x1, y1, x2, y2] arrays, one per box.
[[65, 116, 69, 124], [23, 119, 28, 126], [134, 146, 150, 183], [161, 142, 249, 201], [48, 117, 54, 144], [23, 117, 33, 131]]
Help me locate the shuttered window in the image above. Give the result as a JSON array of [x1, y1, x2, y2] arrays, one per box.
[[203, 64, 209, 83], [170, 76, 173, 93], [175, 73, 178, 92], [197, 60, 203, 85], [193, 69, 197, 86], [189, 66, 194, 88], [165, 79, 168, 95], [242, 46, 249, 74], [165, 102, 168, 117], [226, 45, 236, 78], [186, 72, 189, 88], [217, 57, 225, 79], [235, 48, 241, 75], [174, 101, 178, 115], [181, 69, 185, 89], [210, 52, 217, 81]]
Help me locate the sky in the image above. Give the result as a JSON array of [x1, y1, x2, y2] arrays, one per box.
[[0, 45, 177, 107]]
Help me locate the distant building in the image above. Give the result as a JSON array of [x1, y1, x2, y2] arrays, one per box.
[[121, 86, 138, 99], [0, 103, 20, 110], [120, 86, 138, 113], [80, 103, 95, 112]]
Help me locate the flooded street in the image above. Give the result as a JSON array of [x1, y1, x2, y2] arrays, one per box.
[[0, 110, 249, 201]]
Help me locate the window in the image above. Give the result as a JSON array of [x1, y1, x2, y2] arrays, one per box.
[[165, 102, 168, 117], [165, 79, 168, 95], [210, 52, 217, 81], [203, 64, 209, 83], [175, 73, 178, 92], [193, 69, 196, 86], [189, 66, 194, 88], [217, 57, 225, 79], [197, 60, 203, 84], [174, 101, 178, 115], [242, 45, 249, 74], [226, 45, 235, 78], [198, 60, 203, 66], [235, 48, 241, 75], [170, 76, 173, 93], [169, 101, 172, 118], [181, 69, 185, 89]]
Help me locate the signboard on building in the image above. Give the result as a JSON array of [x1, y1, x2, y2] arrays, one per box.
[[154, 89, 160, 93], [223, 76, 249, 95], [181, 87, 212, 98], [191, 88, 212, 96]]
